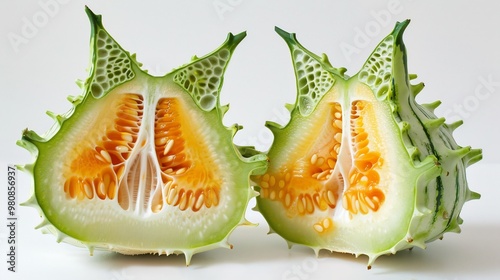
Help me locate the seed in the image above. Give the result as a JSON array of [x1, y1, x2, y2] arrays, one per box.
[[176, 167, 187, 175], [269, 176, 276, 187], [327, 190, 336, 206], [327, 158, 336, 169], [334, 120, 342, 128], [278, 180, 285, 188], [194, 194, 205, 211], [212, 190, 220, 206], [164, 181, 173, 191], [155, 137, 167, 146], [97, 181, 106, 199], [165, 155, 175, 162], [285, 193, 292, 207], [334, 143, 341, 153], [163, 139, 174, 155], [179, 192, 189, 210], [261, 181, 269, 189], [365, 195, 376, 210], [83, 182, 93, 199], [359, 199, 369, 214], [313, 224, 324, 233], [342, 195, 348, 210], [205, 188, 214, 207], [310, 154, 318, 165], [278, 190, 285, 199], [317, 170, 330, 181], [116, 145, 128, 153], [316, 157, 325, 166], [262, 173, 270, 182], [334, 112, 342, 119], [297, 197, 305, 214], [305, 195, 314, 213], [351, 196, 358, 214], [356, 132, 368, 142], [334, 133, 342, 143], [330, 150, 337, 158], [122, 134, 133, 142], [107, 180, 117, 199], [100, 150, 112, 163], [94, 154, 105, 162], [322, 218, 331, 229], [270, 190, 276, 200], [69, 177, 79, 198], [360, 176, 369, 186], [167, 185, 177, 205]]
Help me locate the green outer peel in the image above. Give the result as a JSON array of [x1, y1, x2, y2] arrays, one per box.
[[18, 7, 267, 264], [255, 21, 481, 267]]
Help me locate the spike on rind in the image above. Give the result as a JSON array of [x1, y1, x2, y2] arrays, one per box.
[[423, 117, 446, 130], [463, 148, 482, 166], [265, 120, 283, 132], [285, 103, 295, 112], [466, 190, 481, 201], [446, 120, 464, 132], [412, 82, 425, 96], [421, 100, 441, 113], [87, 245, 95, 256], [21, 129, 44, 143], [67, 94, 83, 104]]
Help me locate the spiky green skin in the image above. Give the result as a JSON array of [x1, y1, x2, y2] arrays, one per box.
[[18, 7, 267, 264], [255, 22, 481, 266]]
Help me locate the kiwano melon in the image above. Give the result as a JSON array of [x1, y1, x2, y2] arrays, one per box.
[[253, 22, 481, 268], [18, 7, 267, 264]]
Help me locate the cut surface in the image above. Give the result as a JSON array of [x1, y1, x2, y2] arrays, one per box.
[[254, 24, 480, 266], [19, 7, 267, 264]]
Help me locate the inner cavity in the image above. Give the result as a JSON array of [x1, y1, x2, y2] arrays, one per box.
[[64, 93, 143, 204], [257, 102, 344, 216], [342, 100, 385, 215]]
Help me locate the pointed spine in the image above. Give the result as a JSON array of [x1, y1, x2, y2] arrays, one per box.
[[463, 148, 482, 167], [423, 117, 446, 130], [446, 120, 464, 134], [411, 82, 425, 96], [421, 100, 441, 113]]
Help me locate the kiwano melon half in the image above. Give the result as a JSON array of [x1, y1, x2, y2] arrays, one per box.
[[18, 7, 267, 264], [253, 22, 481, 268]]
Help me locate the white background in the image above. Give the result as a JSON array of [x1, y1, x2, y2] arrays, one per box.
[[1, 0, 499, 279]]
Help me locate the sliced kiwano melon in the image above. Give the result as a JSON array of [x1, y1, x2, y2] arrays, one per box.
[[253, 21, 481, 268], [18, 7, 267, 264]]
